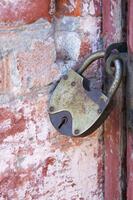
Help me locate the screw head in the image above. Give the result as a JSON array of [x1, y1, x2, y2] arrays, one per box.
[[63, 75, 68, 80], [71, 81, 76, 87], [74, 129, 80, 135], [98, 109, 102, 114], [49, 106, 55, 112]]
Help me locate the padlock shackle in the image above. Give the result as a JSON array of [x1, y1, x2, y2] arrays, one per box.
[[107, 58, 123, 99], [78, 51, 105, 74], [78, 51, 123, 99]]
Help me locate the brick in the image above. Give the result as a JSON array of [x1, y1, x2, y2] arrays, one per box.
[[0, 0, 52, 26], [17, 39, 59, 92], [56, 0, 81, 17], [0, 20, 60, 95]]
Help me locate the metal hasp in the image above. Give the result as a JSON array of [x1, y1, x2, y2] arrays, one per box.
[[49, 43, 127, 137]]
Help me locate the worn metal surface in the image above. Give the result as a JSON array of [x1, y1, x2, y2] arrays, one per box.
[[106, 55, 123, 98], [49, 69, 108, 136], [78, 50, 105, 74], [49, 53, 123, 137]]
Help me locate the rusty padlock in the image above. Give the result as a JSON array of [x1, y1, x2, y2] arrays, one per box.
[[49, 50, 123, 137]]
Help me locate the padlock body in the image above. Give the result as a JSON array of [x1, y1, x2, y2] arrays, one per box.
[[49, 70, 109, 136]]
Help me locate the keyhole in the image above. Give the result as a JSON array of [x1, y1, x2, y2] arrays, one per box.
[[58, 117, 68, 129]]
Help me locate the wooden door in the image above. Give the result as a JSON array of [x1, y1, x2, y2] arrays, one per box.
[[103, 1, 127, 200]]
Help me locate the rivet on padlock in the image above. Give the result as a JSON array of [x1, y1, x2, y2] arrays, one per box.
[[48, 49, 123, 137]]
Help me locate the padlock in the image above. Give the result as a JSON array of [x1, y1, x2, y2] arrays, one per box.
[[48, 50, 123, 137]]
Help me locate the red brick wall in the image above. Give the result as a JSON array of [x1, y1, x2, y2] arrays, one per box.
[[0, 1, 124, 199]]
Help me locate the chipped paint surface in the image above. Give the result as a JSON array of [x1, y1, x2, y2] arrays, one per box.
[[0, 94, 104, 199], [0, 0, 105, 199], [103, 0, 126, 199]]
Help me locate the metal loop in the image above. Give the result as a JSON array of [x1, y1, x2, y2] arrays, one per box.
[[105, 53, 122, 76], [78, 50, 105, 74], [77, 50, 123, 99], [107, 55, 123, 99]]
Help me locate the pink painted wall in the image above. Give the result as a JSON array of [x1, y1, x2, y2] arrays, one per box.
[[0, 0, 125, 199]]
